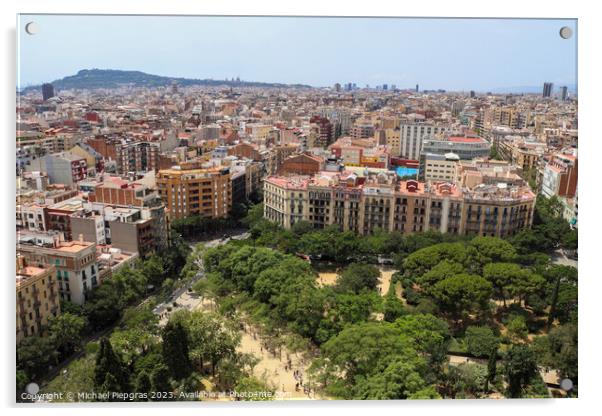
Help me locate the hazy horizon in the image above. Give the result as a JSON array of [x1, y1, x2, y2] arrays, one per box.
[[17, 15, 577, 91]]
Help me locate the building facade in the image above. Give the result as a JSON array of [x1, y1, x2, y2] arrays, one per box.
[[16, 256, 60, 343], [157, 165, 232, 220], [264, 169, 535, 238], [18, 232, 99, 305]]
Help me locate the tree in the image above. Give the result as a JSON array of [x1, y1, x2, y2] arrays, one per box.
[[486, 347, 498, 392], [170, 310, 240, 377], [134, 370, 152, 396], [275, 279, 325, 340], [141, 254, 165, 287], [504, 344, 538, 398], [253, 256, 314, 304], [84, 280, 123, 330], [17, 335, 58, 380], [555, 283, 578, 324], [99, 373, 122, 400], [430, 274, 493, 322], [48, 312, 87, 358], [94, 338, 129, 393], [469, 236, 516, 269], [336, 263, 381, 294], [316, 322, 415, 391], [533, 323, 577, 385], [455, 362, 489, 397], [545, 265, 577, 329], [504, 269, 545, 308], [507, 315, 529, 342], [161, 320, 191, 380], [110, 328, 159, 365], [150, 365, 172, 399], [291, 220, 314, 236], [419, 260, 465, 290], [403, 243, 470, 278], [111, 265, 148, 304], [465, 326, 499, 358], [394, 314, 450, 372], [234, 377, 275, 401], [383, 293, 407, 322], [483, 262, 523, 307], [317, 291, 376, 343], [352, 356, 432, 400]]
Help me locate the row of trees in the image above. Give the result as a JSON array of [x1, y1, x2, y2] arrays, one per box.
[[246, 195, 578, 262]]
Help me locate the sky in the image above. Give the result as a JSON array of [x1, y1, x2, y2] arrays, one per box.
[[17, 15, 577, 91]]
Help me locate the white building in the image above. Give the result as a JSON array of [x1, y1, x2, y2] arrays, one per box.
[[400, 123, 447, 160]]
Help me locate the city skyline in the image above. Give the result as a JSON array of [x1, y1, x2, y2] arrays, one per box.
[[18, 15, 577, 91]]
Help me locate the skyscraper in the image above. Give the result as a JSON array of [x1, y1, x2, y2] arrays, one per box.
[[334, 83, 341, 92], [470, 90, 476, 98], [543, 82, 553, 98], [561, 86, 568, 101], [42, 83, 55, 101], [415, 84, 419, 92]]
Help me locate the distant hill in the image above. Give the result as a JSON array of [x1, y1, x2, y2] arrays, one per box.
[[21, 69, 312, 92]]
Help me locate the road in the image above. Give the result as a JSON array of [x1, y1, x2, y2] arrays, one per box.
[[153, 230, 250, 319]]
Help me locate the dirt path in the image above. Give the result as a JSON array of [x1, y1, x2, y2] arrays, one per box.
[[157, 291, 320, 400], [237, 326, 320, 400]]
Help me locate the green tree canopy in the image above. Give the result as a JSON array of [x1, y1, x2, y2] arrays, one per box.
[[336, 263, 381, 294], [465, 326, 499, 358], [161, 320, 192, 380]]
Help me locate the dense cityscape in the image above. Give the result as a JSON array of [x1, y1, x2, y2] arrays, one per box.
[[16, 72, 577, 401]]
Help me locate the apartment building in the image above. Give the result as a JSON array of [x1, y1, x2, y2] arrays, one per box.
[[157, 165, 231, 220], [17, 232, 99, 305], [71, 201, 167, 258], [279, 153, 324, 176], [350, 124, 375, 139], [116, 141, 160, 174], [264, 167, 535, 238], [423, 153, 460, 182], [421, 133, 491, 161], [400, 123, 448, 160], [385, 128, 401, 156], [542, 152, 578, 199], [497, 139, 545, 173], [309, 116, 334, 147], [24, 151, 88, 187], [16, 256, 60, 343]]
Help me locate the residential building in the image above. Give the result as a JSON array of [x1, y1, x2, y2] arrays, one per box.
[[264, 166, 535, 238], [156, 164, 232, 220], [17, 232, 100, 305], [542, 152, 578, 198], [16, 256, 60, 343], [423, 153, 460, 182], [400, 123, 447, 160], [24, 151, 88, 187]]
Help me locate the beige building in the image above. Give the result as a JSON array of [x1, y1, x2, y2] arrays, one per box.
[[157, 164, 232, 220], [264, 167, 535, 238], [424, 152, 460, 182], [16, 255, 60, 343], [385, 129, 401, 156], [18, 232, 99, 305]]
